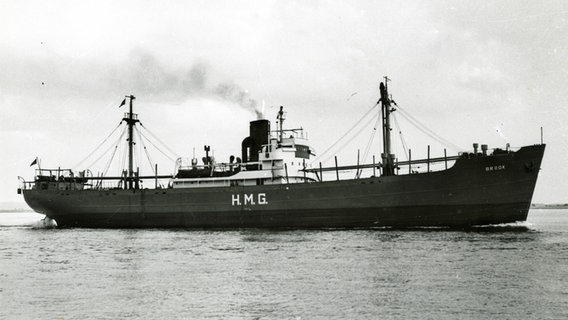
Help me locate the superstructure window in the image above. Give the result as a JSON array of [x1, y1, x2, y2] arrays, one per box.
[[295, 145, 310, 159]]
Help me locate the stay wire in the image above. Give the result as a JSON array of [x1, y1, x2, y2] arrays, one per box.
[[101, 145, 119, 178], [138, 129, 178, 163], [135, 126, 156, 175], [101, 127, 127, 177], [73, 122, 123, 169], [392, 113, 409, 161], [361, 111, 381, 164], [357, 111, 381, 178], [120, 138, 127, 177], [139, 123, 179, 160], [85, 125, 127, 171], [310, 103, 379, 165], [319, 114, 377, 165], [396, 105, 462, 152]]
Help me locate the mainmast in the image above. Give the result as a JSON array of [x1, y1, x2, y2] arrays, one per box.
[[122, 95, 139, 189], [380, 77, 395, 176]]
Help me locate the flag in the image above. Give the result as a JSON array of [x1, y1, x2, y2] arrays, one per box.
[[30, 158, 38, 167], [119, 98, 126, 108]]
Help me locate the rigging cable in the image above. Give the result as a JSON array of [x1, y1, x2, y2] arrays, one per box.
[[310, 103, 379, 165], [361, 110, 381, 164], [396, 105, 462, 152], [101, 127, 128, 178], [139, 123, 179, 160], [319, 114, 377, 165], [392, 113, 409, 161], [101, 145, 119, 178], [134, 142, 139, 176], [118, 130, 128, 177], [138, 127, 178, 163], [73, 122, 122, 169], [357, 110, 382, 178], [85, 125, 127, 171], [135, 126, 156, 175]]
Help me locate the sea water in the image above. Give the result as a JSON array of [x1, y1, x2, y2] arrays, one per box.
[[1, 210, 566, 319]]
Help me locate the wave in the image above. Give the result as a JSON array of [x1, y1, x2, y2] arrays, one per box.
[[0, 212, 56, 228]]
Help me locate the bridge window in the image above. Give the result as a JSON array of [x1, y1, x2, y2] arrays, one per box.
[[295, 145, 310, 159]]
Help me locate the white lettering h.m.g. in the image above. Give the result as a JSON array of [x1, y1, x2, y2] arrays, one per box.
[[231, 193, 268, 206]]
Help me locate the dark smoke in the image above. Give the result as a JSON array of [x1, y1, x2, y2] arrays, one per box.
[[182, 62, 208, 94], [214, 82, 261, 118], [126, 51, 262, 117]]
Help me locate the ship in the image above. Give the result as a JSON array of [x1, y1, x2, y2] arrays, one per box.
[[18, 78, 546, 228]]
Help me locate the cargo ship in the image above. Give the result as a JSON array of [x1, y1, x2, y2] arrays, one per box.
[[18, 78, 545, 228]]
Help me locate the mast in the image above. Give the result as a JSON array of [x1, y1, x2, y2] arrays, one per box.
[[277, 106, 285, 143], [122, 95, 139, 189], [380, 77, 395, 176]]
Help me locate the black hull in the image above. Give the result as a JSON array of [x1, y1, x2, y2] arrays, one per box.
[[23, 145, 545, 228]]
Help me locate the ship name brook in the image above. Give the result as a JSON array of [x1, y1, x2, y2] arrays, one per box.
[[231, 193, 268, 206], [486, 165, 505, 172]]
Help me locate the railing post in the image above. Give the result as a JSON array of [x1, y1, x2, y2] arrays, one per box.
[[356, 149, 360, 179], [444, 148, 447, 169], [427, 145, 430, 172], [155, 163, 158, 188], [373, 155, 376, 177], [334, 156, 339, 181], [409, 149, 412, 174]]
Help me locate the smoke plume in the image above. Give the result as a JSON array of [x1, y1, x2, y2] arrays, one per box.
[[126, 51, 262, 117]]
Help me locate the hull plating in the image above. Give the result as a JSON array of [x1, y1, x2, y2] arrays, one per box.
[[23, 145, 545, 228]]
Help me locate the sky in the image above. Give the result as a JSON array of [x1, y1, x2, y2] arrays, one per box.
[[1, 0, 567, 204]]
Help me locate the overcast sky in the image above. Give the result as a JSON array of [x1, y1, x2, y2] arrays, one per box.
[[1, 0, 567, 203]]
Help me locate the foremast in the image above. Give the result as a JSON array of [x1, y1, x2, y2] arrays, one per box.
[[379, 77, 396, 176], [122, 95, 139, 189]]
